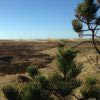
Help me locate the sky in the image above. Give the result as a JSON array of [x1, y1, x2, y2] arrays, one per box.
[[0, 0, 83, 39]]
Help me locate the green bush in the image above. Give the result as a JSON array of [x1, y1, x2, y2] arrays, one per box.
[[2, 85, 20, 100], [57, 81, 72, 97], [80, 77, 99, 99], [21, 65, 52, 100], [68, 63, 82, 79], [50, 73, 63, 82], [57, 47, 81, 81], [49, 73, 63, 89], [86, 77, 97, 86], [80, 86, 99, 99], [57, 47, 77, 79], [27, 65, 38, 78], [35, 75, 50, 89], [49, 73, 81, 99], [2, 47, 82, 100], [20, 81, 51, 100], [20, 82, 42, 100], [94, 87, 100, 100], [68, 79, 81, 89]]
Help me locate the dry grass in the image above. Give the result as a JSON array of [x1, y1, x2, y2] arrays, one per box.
[[0, 39, 100, 100]]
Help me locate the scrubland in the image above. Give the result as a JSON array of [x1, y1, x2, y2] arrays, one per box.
[[0, 39, 100, 100]]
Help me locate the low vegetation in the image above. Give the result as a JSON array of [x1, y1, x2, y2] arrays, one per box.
[[80, 77, 100, 99], [2, 47, 82, 100], [0, 0, 100, 100]]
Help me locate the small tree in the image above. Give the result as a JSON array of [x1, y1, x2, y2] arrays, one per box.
[[72, 1, 100, 99], [52, 47, 82, 99], [57, 47, 81, 80], [72, 0, 100, 55]]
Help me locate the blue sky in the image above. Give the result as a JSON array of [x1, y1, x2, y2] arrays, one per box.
[[0, 0, 82, 39]]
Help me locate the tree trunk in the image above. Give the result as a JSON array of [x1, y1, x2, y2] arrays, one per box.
[[92, 30, 100, 55]]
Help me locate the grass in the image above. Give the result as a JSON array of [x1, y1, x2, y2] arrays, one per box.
[[0, 39, 100, 100]]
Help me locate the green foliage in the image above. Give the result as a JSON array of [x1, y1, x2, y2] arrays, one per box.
[[20, 82, 42, 100], [54, 47, 82, 98], [80, 77, 99, 99], [57, 81, 72, 97], [72, 0, 100, 98], [68, 63, 82, 79], [50, 73, 63, 82], [57, 47, 77, 63], [49, 73, 81, 99], [35, 75, 50, 89], [49, 73, 63, 88], [86, 77, 97, 86], [68, 79, 81, 89], [27, 65, 39, 78], [80, 86, 99, 99], [76, 0, 99, 21], [72, 19, 83, 33], [2, 48, 82, 100], [20, 65, 52, 100], [72, 0, 100, 40], [81, 86, 93, 99], [3, 48, 82, 100], [2, 85, 20, 100], [20, 81, 51, 100], [57, 47, 80, 79]]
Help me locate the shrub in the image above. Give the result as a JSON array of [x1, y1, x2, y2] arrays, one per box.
[[27, 65, 38, 78], [20, 82, 42, 100], [35, 75, 50, 89], [2, 85, 20, 100], [80, 87, 90, 99], [94, 87, 100, 99], [20, 81, 51, 100], [68, 63, 82, 79], [22, 65, 52, 100], [50, 73, 63, 82], [80, 77, 99, 99], [49, 73, 63, 88], [80, 86, 98, 99], [57, 81, 73, 99], [86, 77, 97, 86], [57, 47, 77, 80], [68, 79, 81, 89]]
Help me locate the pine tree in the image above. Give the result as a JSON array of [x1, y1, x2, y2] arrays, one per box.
[[72, 0, 100, 54]]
